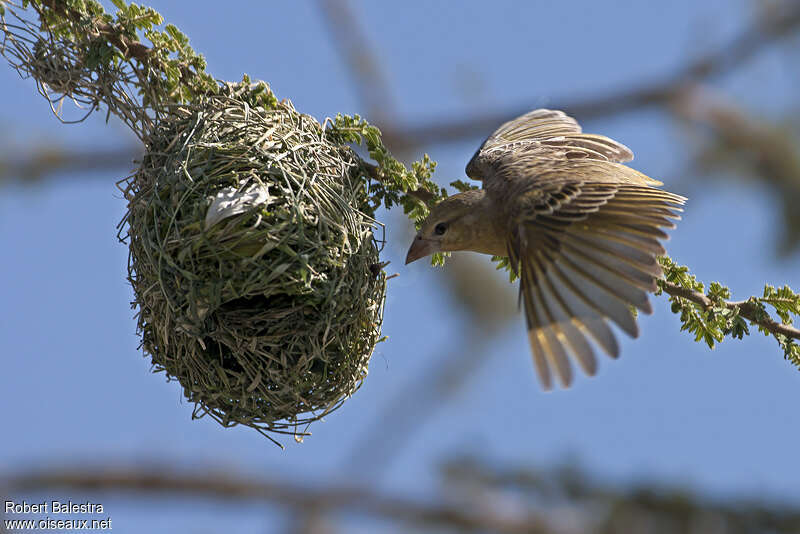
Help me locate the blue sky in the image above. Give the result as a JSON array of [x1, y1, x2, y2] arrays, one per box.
[[1, 1, 799, 532]]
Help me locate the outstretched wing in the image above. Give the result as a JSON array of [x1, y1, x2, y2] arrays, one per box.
[[465, 108, 685, 389], [504, 175, 685, 389], [466, 109, 635, 181]]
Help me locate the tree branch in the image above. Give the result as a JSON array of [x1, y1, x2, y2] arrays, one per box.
[[38, 0, 152, 62], [660, 280, 800, 341], [361, 160, 435, 205]]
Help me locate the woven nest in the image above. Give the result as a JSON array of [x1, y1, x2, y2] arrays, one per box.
[[120, 83, 386, 442], [29, 39, 82, 96]]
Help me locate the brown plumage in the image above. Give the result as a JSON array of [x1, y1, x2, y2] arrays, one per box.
[[405, 109, 686, 390]]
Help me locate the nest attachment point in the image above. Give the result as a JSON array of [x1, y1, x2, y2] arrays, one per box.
[[120, 82, 386, 443]]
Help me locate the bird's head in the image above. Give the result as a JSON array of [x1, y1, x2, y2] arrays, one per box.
[[405, 189, 502, 264]]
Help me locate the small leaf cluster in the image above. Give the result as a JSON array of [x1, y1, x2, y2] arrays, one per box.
[[23, 0, 216, 107], [327, 113, 444, 221], [490, 256, 517, 282], [449, 179, 479, 193], [107, 0, 217, 101], [328, 113, 461, 267], [116, 0, 216, 99], [327, 114, 460, 266], [755, 285, 800, 367], [657, 256, 800, 368], [657, 257, 750, 348], [140, 25, 216, 102]]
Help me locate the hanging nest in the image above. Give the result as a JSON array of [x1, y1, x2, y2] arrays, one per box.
[[1, 1, 405, 444], [120, 82, 386, 443]]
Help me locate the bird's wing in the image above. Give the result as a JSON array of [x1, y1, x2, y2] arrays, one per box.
[[466, 109, 635, 181], [502, 174, 685, 389]]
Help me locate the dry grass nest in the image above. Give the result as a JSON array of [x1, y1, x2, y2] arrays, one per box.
[[119, 83, 386, 443], [1, 3, 389, 444]]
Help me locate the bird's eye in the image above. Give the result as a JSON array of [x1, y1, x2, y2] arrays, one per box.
[[434, 223, 448, 236]]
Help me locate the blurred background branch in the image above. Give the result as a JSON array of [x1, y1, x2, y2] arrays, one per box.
[[2, 465, 550, 534], [5, 460, 800, 533], [440, 456, 800, 534], [0, 144, 141, 185], [316, 0, 395, 123], [671, 85, 800, 253], [379, 0, 800, 151], [5, 1, 800, 184]]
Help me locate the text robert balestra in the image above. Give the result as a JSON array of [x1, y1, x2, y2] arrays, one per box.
[[5, 500, 105, 514]]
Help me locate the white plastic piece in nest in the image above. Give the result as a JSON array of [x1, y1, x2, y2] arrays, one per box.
[[205, 183, 271, 230]]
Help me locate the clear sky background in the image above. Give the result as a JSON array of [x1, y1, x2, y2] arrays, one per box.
[[1, 1, 799, 532]]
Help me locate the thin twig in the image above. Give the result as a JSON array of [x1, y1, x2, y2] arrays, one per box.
[[41, 0, 151, 63], [660, 281, 800, 341], [362, 160, 436, 204], [37, 0, 198, 85]]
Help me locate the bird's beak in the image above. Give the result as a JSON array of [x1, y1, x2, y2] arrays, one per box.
[[405, 236, 436, 264]]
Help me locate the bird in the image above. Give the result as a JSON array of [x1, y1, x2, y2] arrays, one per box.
[[405, 109, 686, 390]]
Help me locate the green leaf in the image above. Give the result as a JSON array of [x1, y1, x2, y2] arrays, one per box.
[[660, 255, 800, 370], [450, 179, 479, 193]]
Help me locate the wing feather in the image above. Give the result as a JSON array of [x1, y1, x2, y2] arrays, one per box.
[[536, 265, 598, 376], [467, 109, 636, 182], [539, 263, 620, 359], [508, 182, 685, 388], [521, 259, 574, 387]]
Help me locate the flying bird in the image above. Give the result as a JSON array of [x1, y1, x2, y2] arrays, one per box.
[[405, 109, 686, 390]]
